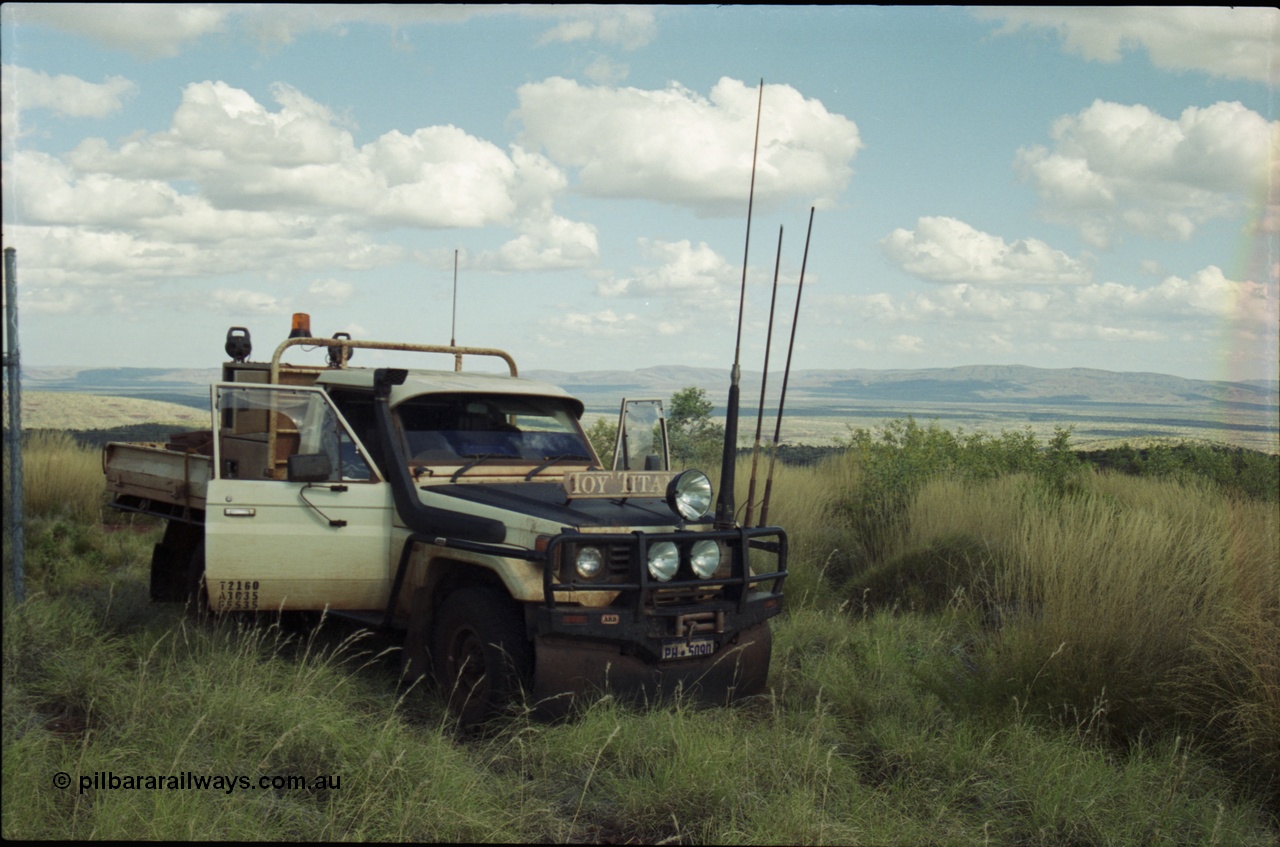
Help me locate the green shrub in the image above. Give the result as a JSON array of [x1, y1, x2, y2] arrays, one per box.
[[1080, 441, 1279, 501], [583, 416, 616, 468], [833, 418, 1085, 565]]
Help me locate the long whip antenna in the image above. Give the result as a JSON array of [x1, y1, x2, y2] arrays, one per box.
[[715, 78, 764, 529], [760, 206, 814, 526], [731, 79, 764, 369], [745, 225, 783, 527], [451, 249, 462, 371]]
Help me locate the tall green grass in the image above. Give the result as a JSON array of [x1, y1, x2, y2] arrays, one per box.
[[12, 430, 105, 522], [4, 430, 153, 594], [823, 466, 1279, 808], [882, 474, 1279, 776], [3, 594, 539, 840], [3, 425, 1277, 841], [8, 583, 1272, 843], [739, 422, 1278, 805]]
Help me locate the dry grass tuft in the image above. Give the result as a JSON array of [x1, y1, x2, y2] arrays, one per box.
[[896, 472, 1279, 782], [11, 431, 105, 522]]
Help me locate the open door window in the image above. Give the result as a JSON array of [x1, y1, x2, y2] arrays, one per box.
[[214, 384, 376, 483], [612, 398, 670, 471]]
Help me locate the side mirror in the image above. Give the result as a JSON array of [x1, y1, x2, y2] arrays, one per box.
[[287, 453, 333, 483]]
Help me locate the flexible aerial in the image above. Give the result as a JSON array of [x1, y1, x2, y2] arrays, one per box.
[[760, 206, 815, 526], [715, 79, 764, 530]]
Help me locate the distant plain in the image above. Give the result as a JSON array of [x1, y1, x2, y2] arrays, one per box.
[[16, 362, 1279, 453]]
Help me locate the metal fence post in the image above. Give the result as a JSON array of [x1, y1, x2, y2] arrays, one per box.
[[3, 246, 24, 604]]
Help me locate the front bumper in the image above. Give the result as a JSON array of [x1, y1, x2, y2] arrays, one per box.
[[541, 524, 787, 611], [531, 621, 773, 718], [529, 525, 786, 714]]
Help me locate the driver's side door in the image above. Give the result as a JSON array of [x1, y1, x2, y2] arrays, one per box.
[[204, 384, 393, 612]]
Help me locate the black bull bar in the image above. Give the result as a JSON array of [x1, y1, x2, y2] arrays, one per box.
[[532, 525, 787, 715]]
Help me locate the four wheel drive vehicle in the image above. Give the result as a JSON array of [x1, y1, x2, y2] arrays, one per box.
[[104, 325, 788, 723]]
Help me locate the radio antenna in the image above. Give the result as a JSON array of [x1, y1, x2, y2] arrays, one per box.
[[760, 206, 814, 527], [714, 78, 764, 530], [451, 249, 462, 372], [745, 225, 783, 527]]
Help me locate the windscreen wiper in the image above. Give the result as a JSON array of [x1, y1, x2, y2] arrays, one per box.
[[450, 453, 510, 483], [524, 454, 593, 481]]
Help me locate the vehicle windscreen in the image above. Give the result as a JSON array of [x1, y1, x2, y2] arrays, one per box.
[[396, 393, 593, 464]]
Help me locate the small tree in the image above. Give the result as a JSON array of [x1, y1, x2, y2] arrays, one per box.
[[584, 417, 617, 468], [587, 388, 725, 471], [668, 386, 725, 467]]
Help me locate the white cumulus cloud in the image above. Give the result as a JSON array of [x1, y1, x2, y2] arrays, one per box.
[[1016, 100, 1278, 246], [1, 65, 137, 151], [1, 64, 136, 119], [515, 77, 862, 215], [596, 239, 738, 300], [4, 77, 609, 317], [976, 7, 1280, 84], [535, 6, 657, 50], [4, 4, 229, 59], [1075, 266, 1276, 326], [9, 151, 177, 226], [881, 217, 1092, 285], [62, 81, 576, 233], [3, 217, 401, 291], [550, 308, 644, 338], [483, 214, 600, 272], [211, 288, 288, 315], [823, 263, 1274, 358], [308, 279, 355, 305], [2, 4, 659, 60]]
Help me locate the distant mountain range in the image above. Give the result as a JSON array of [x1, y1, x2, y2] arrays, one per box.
[[20, 362, 1279, 409], [18, 362, 1279, 451], [527, 364, 1279, 411]]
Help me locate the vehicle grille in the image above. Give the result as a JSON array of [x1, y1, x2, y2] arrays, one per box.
[[603, 544, 632, 580]]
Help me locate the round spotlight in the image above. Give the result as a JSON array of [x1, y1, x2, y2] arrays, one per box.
[[690, 539, 721, 578], [666, 470, 713, 521], [647, 541, 679, 582]]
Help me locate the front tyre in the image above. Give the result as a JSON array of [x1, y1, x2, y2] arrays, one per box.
[[431, 587, 533, 725]]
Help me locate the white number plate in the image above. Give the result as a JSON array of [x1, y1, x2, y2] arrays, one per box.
[[661, 637, 716, 660]]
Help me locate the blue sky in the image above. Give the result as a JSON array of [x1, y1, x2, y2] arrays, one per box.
[[2, 5, 1276, 384]]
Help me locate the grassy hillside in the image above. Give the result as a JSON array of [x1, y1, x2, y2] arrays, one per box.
[[20, 392, 207, 431], [3, 427, 1277, 842]]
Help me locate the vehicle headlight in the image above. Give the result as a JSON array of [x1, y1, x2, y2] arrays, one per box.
[[666, 470, 713, 521], [574, 546, 604, 580], [690, 539, 720, 578], [647, 541, 679, 582]]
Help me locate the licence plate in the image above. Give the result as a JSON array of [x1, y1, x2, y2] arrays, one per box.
[[661, 637, 716, 660]]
